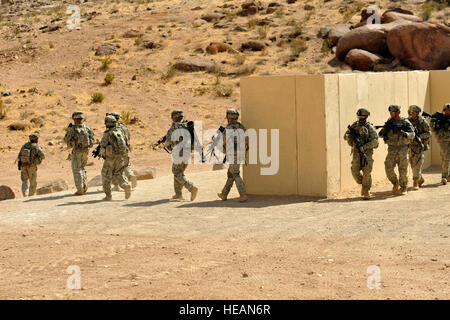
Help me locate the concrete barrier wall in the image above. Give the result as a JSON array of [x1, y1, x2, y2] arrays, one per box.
[[241, 71, 448, 197]]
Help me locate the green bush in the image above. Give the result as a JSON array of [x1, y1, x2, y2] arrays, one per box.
[[91, 92, 104, 103], [101, 56, 112, 70], [104, 73, 115, 86]]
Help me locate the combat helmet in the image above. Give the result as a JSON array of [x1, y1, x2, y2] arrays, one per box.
[[105, 115, 117, 128], [29, 133, 39, 141], [408, 105, 422, 115], [443, 103, 450, 112], [72, 111, 85, 119], [388, 104, 401, 112], [171, 109, 184, 119], [356, 108, 370, 117], [226, 109, 239, 120], [107, 112, 120, 121]]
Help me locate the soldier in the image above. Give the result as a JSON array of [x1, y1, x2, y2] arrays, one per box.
[[430, 103, 450, 185], [63, 111, 95, 195], [163, 109, 198, 201], [407, 105, 431, 190], [217, 109, 248, 202], [99, 115, 132, 201], [107, 112, 137, 190], [17, 133, 45, 197], [378, 105, 415, 195], [343, 108, 379, 199]]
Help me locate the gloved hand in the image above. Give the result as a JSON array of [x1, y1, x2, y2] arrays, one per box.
[[401, 131, 408, 138]]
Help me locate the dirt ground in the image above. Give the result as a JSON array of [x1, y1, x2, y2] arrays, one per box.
[[0, 167, 448, 300]]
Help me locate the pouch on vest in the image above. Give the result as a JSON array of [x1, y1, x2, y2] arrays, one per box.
[[19, 147, 31, 165]]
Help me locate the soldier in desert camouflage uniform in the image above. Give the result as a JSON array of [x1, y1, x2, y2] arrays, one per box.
[[64, 111, 95, 195], [343, 108, 379, 199], [217, 109, 248, 202], [430, 103, 450, 185], [107, 112, 137, 190], [164, 110, 198, 201], [407, 105, 431, 190], [99, 115, 131, 201], [17, 133, 45, 197], [378, 105, 415, 195]]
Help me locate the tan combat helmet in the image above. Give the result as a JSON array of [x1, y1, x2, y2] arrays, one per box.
[[443, 103, 450, 112], [72, 111, 85, 120], [29, 133, 39, 141], [171, 109, 184, 119], [408, 105, 422, 115], [226, 109, 239, 120], [107, 112, 120, 121], [356, 108, 370, 117], [105, 115, 117, 128], [388, 104, 401, 112]]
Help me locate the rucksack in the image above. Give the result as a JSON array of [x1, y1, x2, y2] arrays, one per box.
[[111, 129, 128, 154], [74, 125, 94, 148], [19, 145, 31, 165]]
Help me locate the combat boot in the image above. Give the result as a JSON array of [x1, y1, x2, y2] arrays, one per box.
[[442, 178, 448, 185], [217, 193, 227, 201], [392, 183, 399, 194], [190, 186, 198, 201], [83, 184, 88, 193], [361, 188, 371, 200], [418, 177, 425, 187], [412, 179, 419, 191], [399, 187, 407, 195], [124, 185, 131, 199], [238, 194, 248, 202], [74, 191, 84, 196], [103, 195, 112, 201], [172, 194, 184, 200], [130, 176, 138, 189]]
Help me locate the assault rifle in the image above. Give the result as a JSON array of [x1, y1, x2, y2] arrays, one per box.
[[346, 125, 368, 168], [375, 121, 411, 138], [92, 144, 104, 159], [152, 135, 170, 153], [203, 126, 226, 163], [422, 111, 450, 129]]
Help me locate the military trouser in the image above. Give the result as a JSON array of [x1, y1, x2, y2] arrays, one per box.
[[71, 149, 88, 193], [222, 163, 246, 196], [385, 145, 409, 188], [114, 153, 135, 185], [172, 163, 194, 196], [102, 155, 129, 197], [21, 164, 37, 197], [351, 149, 374, 190], [439, 142, 450, 179], [408, 147, 425, 181]]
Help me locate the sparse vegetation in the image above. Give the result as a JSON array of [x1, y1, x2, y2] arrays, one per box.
[[248, 19, 257, 29], [257, 26, 268, 40], [91, 92, 104, 103], [120, 111, 133, 125], [195, 86, 208, 96], [275, 7, 284, 18], [214, 83, 233, 97], [290, 38, 308, 57], [101, 56, 113, 70], [104, 73, 115, 86], [321, 40, 332, 55], [233, 54, 246, 66], [48, 41, 54, 49], [420, 2, 435, 21], [0, 100, 9, 120], [163, 64, 177, 81], [341, 1, 365, 23]]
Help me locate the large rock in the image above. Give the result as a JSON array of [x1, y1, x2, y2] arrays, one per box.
[[173, 58, 215, 72], [241, 40, 266, 51], [0, 185, 15, 201], [95, 43, 116, 56], [200, 13, 225, 22], [336, 25, 388, 60], [327, 24, 351, 47], [134, 167, 156, 180], [8, 122, 31, 131], [122, 29, 144, 38], [381, 11, 422, 23], [36, 179, 68, 195], [206, 42, 234, 54], [88, 175, 103, 187], [344, 49, 383, 71], [386, 22, 450, 70]]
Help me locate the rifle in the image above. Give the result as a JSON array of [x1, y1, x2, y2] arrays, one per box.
[[152, 135, 170, 153], [375, 121, 411, 138], [203, 126, 226, 163], [346, 125, 368, 168], [422, 111, 450, 129], [92, 144, 104, 159], [18, 160, 22, 171]]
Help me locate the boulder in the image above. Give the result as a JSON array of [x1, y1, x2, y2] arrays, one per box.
[[36, 178, 68, 195], [30, 116, 45, 128], [95, 43, 116, 56], [88, 175, 103, 187], [8, 122, 31, 131], [336, 25, 388, 60], [122, 29, 143, 38], [381, 11, 422, 23], [238, 0, 262, 16], [173, 58, 216, 72], [241, 40, 266, 51], [140, 38, 160, 49], [200, 13, 224, 22], [386, 22, 450, 70], [134, 167, 156, 180], [327, 24, 351, 47], [0, 185, 15, 201], [344, 49, 384, 71], [206, 42, 234, 54], [192, 19, 207, 27]]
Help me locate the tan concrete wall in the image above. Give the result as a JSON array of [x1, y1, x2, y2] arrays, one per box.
[[429, 71, 450, 166]]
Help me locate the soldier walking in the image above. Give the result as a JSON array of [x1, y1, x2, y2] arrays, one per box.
[[343, 108, 379, 199], [430, 103, 450, 185], [217, 109, 248, 202], [64, 111, 95, 195], [378, 105, 415, 195], [407, 105, 431, 190], [99, 115, 131, 200], [163, 110, 198, 201], [17, 133, 45, 197]]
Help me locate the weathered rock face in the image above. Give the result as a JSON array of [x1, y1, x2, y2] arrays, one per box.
[[0, 185, 15, 201], [345, 49, 383, 71], [134, 168, 156, 180], [327, 24, 351, 47], [36, 179, 68, 195], [336, 25, 388, 60], [381, 11, 422, 24], [173, 58, 215, 72], [386, 23, 450, 70], [95, 43, 116, 56]]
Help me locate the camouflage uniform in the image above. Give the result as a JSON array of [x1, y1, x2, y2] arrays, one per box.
[[218, 109, 248, 202], [430, 104, 450, 184], [63, 112, 94, 195], [18, 133, 45, 197], [100, 116, 131, 200], [407, 105, 431, 189], [379, 105, 415, 193], [164, 110, 198, 200]]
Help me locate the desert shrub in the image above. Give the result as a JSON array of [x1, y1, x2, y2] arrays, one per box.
[[101, 56, 112, 70], [163, 64, 177, 81], [120, 111, 133, 125], [233, 54, 246, 65], [0, 100, 9, 120], [420, 2, 435, 21], [248, 19, 257, 29], [290, 38, 308, 57], [91, 92, 104, 103], [48, 41, 54, 49], [104, 73, 115, 85], [257, 25, 268, 39], [214, 84, 233, 97]]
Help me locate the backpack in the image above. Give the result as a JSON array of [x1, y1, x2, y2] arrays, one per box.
[[111, 129, 128, 154], [74, 125, 94, 148], [19, 145, 31, 165]]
